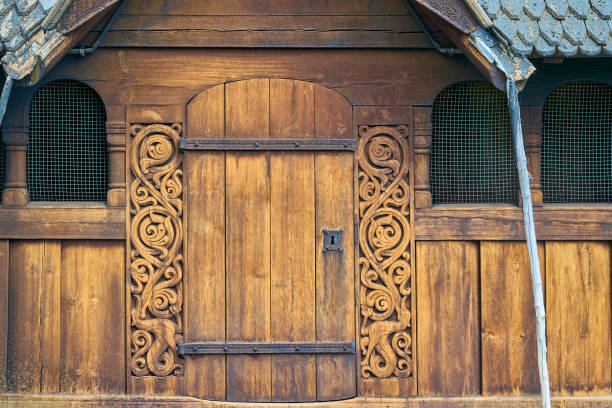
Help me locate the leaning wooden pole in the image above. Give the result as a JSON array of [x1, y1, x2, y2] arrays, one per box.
[[506, 79, 551, 408]]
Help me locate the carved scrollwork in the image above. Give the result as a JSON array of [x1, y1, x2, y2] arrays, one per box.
[[358, 125, 413, 379], [129, 123, 184, 377]]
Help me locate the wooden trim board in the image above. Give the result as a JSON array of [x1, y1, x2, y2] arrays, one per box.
[[2, 394, 612, 407]]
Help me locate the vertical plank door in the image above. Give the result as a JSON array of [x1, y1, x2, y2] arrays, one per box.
[[184, 78, 356, 402]]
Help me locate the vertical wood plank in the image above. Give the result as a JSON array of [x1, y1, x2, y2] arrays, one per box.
[[270, 153, 316, 402], [226, 152, 271, 402], [314, 85, 352, 139], [270, 79, 314, 139], [0, 240, 8, 392], [546, 242, 611, 395], [185, 81, 226, 400], [226, 78, 269, 139], [416, 241, 480, 396], [8, 241, 42, 392], [60, 241, 125, 394], [40, 241, 61, 393], [187, 84, 225, 139], [481, 241, 545, 395], [270, 79, 317, 402], [315, 152, 356, 401], [7, 241, 60, 393]]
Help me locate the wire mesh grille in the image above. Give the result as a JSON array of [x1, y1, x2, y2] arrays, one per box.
[[28, 80, 108, 202], [542, 81, 612, 203], [431, 81, 516, 204]]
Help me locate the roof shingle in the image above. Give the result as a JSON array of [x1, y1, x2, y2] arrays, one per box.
[[477, 0, 612, 56]]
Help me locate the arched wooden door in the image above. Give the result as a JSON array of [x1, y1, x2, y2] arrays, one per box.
[[182, 79, 356, 402]]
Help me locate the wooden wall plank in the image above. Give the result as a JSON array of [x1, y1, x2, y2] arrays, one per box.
[[0, 240, 8, 392], [546, 242, 612, 395], [40, 241, 61, 393], [0, 208, 125, 240], [7, 241, 60, 392], [315, 152, 356, 401], [122, 0, 410, 16], [47, 49, 477, 108], [184, 83, 226, 400], [414, 207, 612, 241], [416, 241, 480, 396], [481, 242, 544, 395], [60, 241, 125, 394], [269, 79, 316, 402], [225, 153, 271, 402]]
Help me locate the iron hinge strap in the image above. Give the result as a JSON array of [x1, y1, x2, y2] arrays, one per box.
[[179, 138, 355, 151], [178, 342, 355, 355]]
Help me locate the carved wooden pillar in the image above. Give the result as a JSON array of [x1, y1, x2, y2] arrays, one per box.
[[522, 106, 543, 206], [2, 123, 28, 206], [106, 122, 126, 207], [413, 106, 432, 208]]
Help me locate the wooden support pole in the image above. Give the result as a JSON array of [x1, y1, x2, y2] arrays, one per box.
[[507, 79, 551, 408]]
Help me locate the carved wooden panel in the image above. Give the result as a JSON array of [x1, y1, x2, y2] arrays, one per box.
[[357, 125, 413, 381], [129, 123, 184, 378]]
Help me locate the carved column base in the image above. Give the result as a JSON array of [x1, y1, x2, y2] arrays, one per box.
[[2, 188, 29, 206], [107, 188, 126, 207], [415, 191, 432, 209]]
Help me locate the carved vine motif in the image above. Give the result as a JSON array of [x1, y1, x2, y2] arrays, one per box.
[[358, 125, 413, 379], [129, 123, 184, 377]]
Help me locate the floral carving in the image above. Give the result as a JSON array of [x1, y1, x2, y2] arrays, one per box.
[[358, 125, 413, 379], [129, 123, 184, 377]]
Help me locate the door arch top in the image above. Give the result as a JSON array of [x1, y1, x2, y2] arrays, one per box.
[[186, 78, 352, 140]]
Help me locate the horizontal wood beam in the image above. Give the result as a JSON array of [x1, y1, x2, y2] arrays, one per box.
[[2, 394, 612, 407], [180, 138, 355, 151], [0, 207, 125, 239], [415, 206, 612, 240]]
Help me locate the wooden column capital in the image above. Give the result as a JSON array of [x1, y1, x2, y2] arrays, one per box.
[[414, 106, 432, 209], [106, 121, 126, 207], [2, 122, 28, 206]]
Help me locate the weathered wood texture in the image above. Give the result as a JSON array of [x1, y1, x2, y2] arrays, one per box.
[[0, 241, 7, 392], [546, 242, 611, 395], [481, 242, 544, 395], [184, 79, 355, 402], [79, 0, 441, 48], [3, 394, 612, 407], [416, 241, 480, 396], [44, 49, 480, 109], [0, 207, 125, 239], [5, 240, 125, 394], [415, 207, 612, 240], [415, 240, 612, 397]]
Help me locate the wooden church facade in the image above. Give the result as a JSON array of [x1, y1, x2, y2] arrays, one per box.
[[0, 0, 611, 406]]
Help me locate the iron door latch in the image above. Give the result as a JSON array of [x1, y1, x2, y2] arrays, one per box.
[[322, 228, 343, 253]]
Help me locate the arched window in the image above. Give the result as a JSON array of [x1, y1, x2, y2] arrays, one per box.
[[27, 80, 108, 202], [541, 81, 612, 203], [431, 81, 516, 204]]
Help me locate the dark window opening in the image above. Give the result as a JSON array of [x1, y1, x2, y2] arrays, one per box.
[[431, 81, 516, 204], [28, 80, 108, 202], [0, 127, 4, 203], [542, 81, 612, 203]]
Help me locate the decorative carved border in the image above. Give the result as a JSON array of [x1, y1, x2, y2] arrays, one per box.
[[357, 125, 413, 380], [128, 123, 184, 377]]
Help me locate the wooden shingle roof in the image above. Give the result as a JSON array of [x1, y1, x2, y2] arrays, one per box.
[[477, 0, 612, 56]]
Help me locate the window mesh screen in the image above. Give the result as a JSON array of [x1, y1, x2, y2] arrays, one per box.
[[542, 81, 612, 203], [28, 80, 108, 201], [431, 81, 516, 204]]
